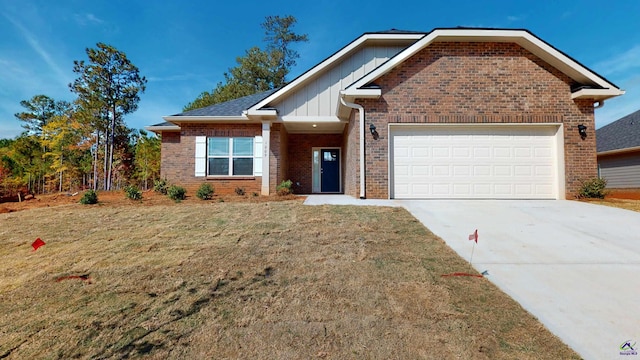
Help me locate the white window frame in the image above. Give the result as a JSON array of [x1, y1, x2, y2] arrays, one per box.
[[195, 136, 262, 178], [207, 137, 254, 176]]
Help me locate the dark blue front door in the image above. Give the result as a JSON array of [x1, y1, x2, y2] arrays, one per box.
[[321, 149, 340, 192]]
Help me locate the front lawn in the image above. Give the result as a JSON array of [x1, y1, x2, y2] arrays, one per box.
[[0, 200, 579, 359]]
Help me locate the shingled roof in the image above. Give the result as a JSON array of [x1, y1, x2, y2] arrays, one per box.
[[597, 109, 640, 153], [171, 88, 279, 117]]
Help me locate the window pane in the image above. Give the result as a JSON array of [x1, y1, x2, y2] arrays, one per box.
[[233, 138, 253, 156], [208, 158, 229, 175], [323, 151, 337, 161], [233, 158, 253, 175], [208, 138, 229, 156]]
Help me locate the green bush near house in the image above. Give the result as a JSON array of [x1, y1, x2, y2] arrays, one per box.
[[125, 185, 143, 200], [153, 178, 168, 195], [276, 179, 293, 196], [168, 185, 186, 201], [578, 177, 608, 199], [79, 189, 98, 205], [196, 183, 214, 200]]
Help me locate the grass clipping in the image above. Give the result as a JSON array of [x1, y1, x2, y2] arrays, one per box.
[[0, 200, 579, 359]]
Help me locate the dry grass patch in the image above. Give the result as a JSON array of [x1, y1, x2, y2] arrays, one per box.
[[0, 200, 579, 359], [580, 198, 640, 212]]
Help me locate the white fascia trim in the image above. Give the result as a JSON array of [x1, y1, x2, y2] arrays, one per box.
[[571, 88, 625, 100], [244, 109, 278, 117], [279, 116, 346, 122], [597, 146, 640, 156], [339, 88, 381, 98], [163, 115, 248, 122], [348, 29, 622, 94], [247, 33, 424, 111], [145, 125, 180, 132]]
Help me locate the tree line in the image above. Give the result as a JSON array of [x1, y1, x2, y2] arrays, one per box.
[[0, 15, 307, 198], [0, 44, 156, 196]]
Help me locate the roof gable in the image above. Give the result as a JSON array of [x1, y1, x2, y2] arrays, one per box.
[[597, 109, 640, 153], [345, 28, 623, 101], [247, 32, 424, 112]]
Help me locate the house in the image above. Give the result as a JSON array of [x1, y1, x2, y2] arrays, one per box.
[[596, 109, 640, 188], [147, 28, 624, 199]]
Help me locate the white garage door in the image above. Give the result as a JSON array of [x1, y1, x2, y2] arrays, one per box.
[[390, 125, 560, 199]]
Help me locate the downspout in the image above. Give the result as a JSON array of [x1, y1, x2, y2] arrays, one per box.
[[340, 96, 366, 199]]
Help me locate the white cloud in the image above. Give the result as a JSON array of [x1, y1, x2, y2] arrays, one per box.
[[593, 44, 640, 77], [2, 12, 71, 87], [507, 15, 521, 22], [74, 13, 105, 26]]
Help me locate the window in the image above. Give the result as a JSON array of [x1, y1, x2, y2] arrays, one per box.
[[207, 137, 254, 176]]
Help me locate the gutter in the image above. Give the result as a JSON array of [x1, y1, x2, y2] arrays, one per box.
[[340, 96, 366, 199]]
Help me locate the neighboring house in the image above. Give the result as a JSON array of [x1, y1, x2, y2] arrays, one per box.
[[596, 109, 640, 188], [148, 28, 624, 199]]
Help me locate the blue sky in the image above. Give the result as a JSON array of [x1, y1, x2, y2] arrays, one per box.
[[1, 0, 639, 139]]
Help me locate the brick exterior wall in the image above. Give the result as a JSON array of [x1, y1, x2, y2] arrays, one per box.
[[160, 123, 262, 195], [343, 110, 360, 197], [269, 123, 289, 193], [160, 42, 599, 199], [288, 133, 344, 194], [356, 42, 597, 199]]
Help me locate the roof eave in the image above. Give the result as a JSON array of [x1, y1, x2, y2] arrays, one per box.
[[597, 145, 640, 156], [571, 88, 625, 101], [340, 88, 382, 99], [145, 125, 181, 133], [162, 115, 249, 123], [243, 109, 278, 118]]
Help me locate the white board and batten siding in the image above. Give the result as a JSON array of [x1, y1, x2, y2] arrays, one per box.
[[598, 153, 640, 188], [390, 125, 563, 199], [274, 45, 406, 118]]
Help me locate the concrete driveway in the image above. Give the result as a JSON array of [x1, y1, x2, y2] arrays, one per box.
[[399, 200, 640, 360]]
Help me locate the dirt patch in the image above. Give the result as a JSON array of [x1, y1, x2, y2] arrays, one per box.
[[0, 201, 579, 359], [0, 190, 301, 213], [606, 188, 640, 200]]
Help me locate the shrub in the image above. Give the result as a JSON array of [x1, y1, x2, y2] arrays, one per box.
[[578, 177, 608, 199], [168, 185, 186, 201], [196, 183, 214, 200], [235, 187, 245, 196], [153, 178, 168, 195], [79, 189, 98, 205], [276, 179, 293, 196], [124, 185, 143, 200]]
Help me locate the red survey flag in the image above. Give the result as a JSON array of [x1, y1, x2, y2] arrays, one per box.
[[468, 229, 478, 243], [32, 238, 45, 251]]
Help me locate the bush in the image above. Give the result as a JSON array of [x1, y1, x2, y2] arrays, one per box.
[[578, 177, 608, 199], [276, 179, 293, 196], [168, 185, 186, 201], [153, 178, 168, 195], [125, 185, 143, 200], [79, 189, 98, 205], [235, 187, 245, 196], [196, 183, 214, 200]]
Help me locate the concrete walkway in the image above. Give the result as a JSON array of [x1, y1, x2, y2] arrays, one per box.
[[305, 195, 640, 360]]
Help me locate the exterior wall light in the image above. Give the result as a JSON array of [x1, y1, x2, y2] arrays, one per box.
[[369, 124, 379, 140], [578, 124, 587, 140]]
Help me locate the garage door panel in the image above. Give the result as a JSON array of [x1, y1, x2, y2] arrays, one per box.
[[391, 125, 558, 199], [411, 165, 430, 176]]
